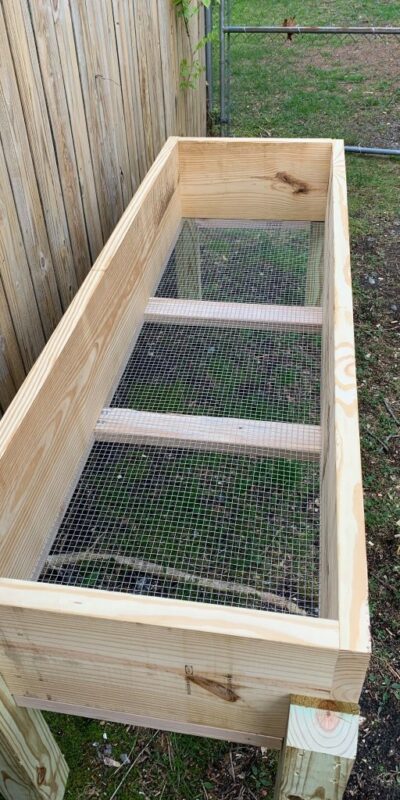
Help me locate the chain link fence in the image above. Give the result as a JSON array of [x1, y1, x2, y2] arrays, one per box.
[[207, 2, 400, 154]]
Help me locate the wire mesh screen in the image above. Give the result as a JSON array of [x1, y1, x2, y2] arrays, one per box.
[[157, 220, 323, 305], [39, 444, 320, 616], [223, 29, 400, 143], [111, 323, 321, 425], [36, 217, 324, 617]]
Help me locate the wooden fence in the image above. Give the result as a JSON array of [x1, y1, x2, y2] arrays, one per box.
[[0, 0, 206, 414]]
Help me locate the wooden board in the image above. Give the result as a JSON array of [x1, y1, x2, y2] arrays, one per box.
[[2, 0, 78, 310], [145, 298, 323, 332], [179, 138, 333, 221], [0, 138, 45, 370], [275, 695, 359, 800], [0, 673, 68, 800], [14, 697, 282, 750], [319, 142, 370, 699], [0, 579, 340, 740], [95, 408, 321, 459], [0, 138, 180, 580], [0, 4, 63, 338]]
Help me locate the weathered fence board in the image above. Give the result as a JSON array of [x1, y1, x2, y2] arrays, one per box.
[[0, 0, 205, 414]]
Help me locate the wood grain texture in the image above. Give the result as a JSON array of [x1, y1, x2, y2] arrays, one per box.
[[0, 139, 180, 580], [0, 139, 45, 370], [0, 278, 26, 410], [51, 0, 104, 262], [15, 697, 282, 750], [0, 5, 63, 338], [0, 579, 339, 740], [95, 408, 321, 459], [179, 138, 332, 221], [319, 142, 370, 705], [145, 298, 323, 332], [29, 0, 93, 286], [2, 0, 78, 310], [275, 695, 359, 799], [0, 3, 205, 414], [112, 0, 144, 187], [0, 673, 68, 800], [69, 0, 132, 237]]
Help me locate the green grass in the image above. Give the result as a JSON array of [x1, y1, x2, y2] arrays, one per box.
[[45, 2, 399, 797]]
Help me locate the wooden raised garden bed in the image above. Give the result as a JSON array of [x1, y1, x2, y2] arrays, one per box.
[[0, 137, 370, 798]]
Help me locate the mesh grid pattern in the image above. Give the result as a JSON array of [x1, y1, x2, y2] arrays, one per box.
[[157, 220, 323, 306], [39, 444, 320, 616], [36, 218, 324, 617], [111, 323, 321, 425]]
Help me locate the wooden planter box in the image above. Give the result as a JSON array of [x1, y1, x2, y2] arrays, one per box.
[[0, 138, 370, 758]]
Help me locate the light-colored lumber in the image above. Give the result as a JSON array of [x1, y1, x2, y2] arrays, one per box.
[[145, 297, 323, 332], [305, 221, 325, 305], [2, 0, 78, 309], [175, 219, 202, 298], [0, 579, 339, 740], [0, 672, 68, 800], [95, 408, 321, 460], [275, 695, 359, 800], [179, 138, 332, 221], [0, 138, 180, 580], [319, 142, 370, 663], [15, 697, 282, 750]]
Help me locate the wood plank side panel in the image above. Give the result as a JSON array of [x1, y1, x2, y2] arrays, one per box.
[[0, 580, 339, 740], [320, 143, 370, 699], [179, 138, 332, 221], [14, 698, 282, 750], [0, 140, 180, 580], [319, 164, 338, 623]]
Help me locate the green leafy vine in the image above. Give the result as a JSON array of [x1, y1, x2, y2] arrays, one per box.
[[173, 0, 217, 90]]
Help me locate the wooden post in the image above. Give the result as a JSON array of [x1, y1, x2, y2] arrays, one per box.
[[305, 222, 324, 305], [275, 695, 360, 800], [0, 674, 68, 799], [175, 219, 202, 299]]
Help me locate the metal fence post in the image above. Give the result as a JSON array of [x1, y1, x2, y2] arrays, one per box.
[[219, 0, 226, 134]]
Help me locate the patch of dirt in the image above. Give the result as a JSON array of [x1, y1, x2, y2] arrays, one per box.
[[305, 37, 400, 82]]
